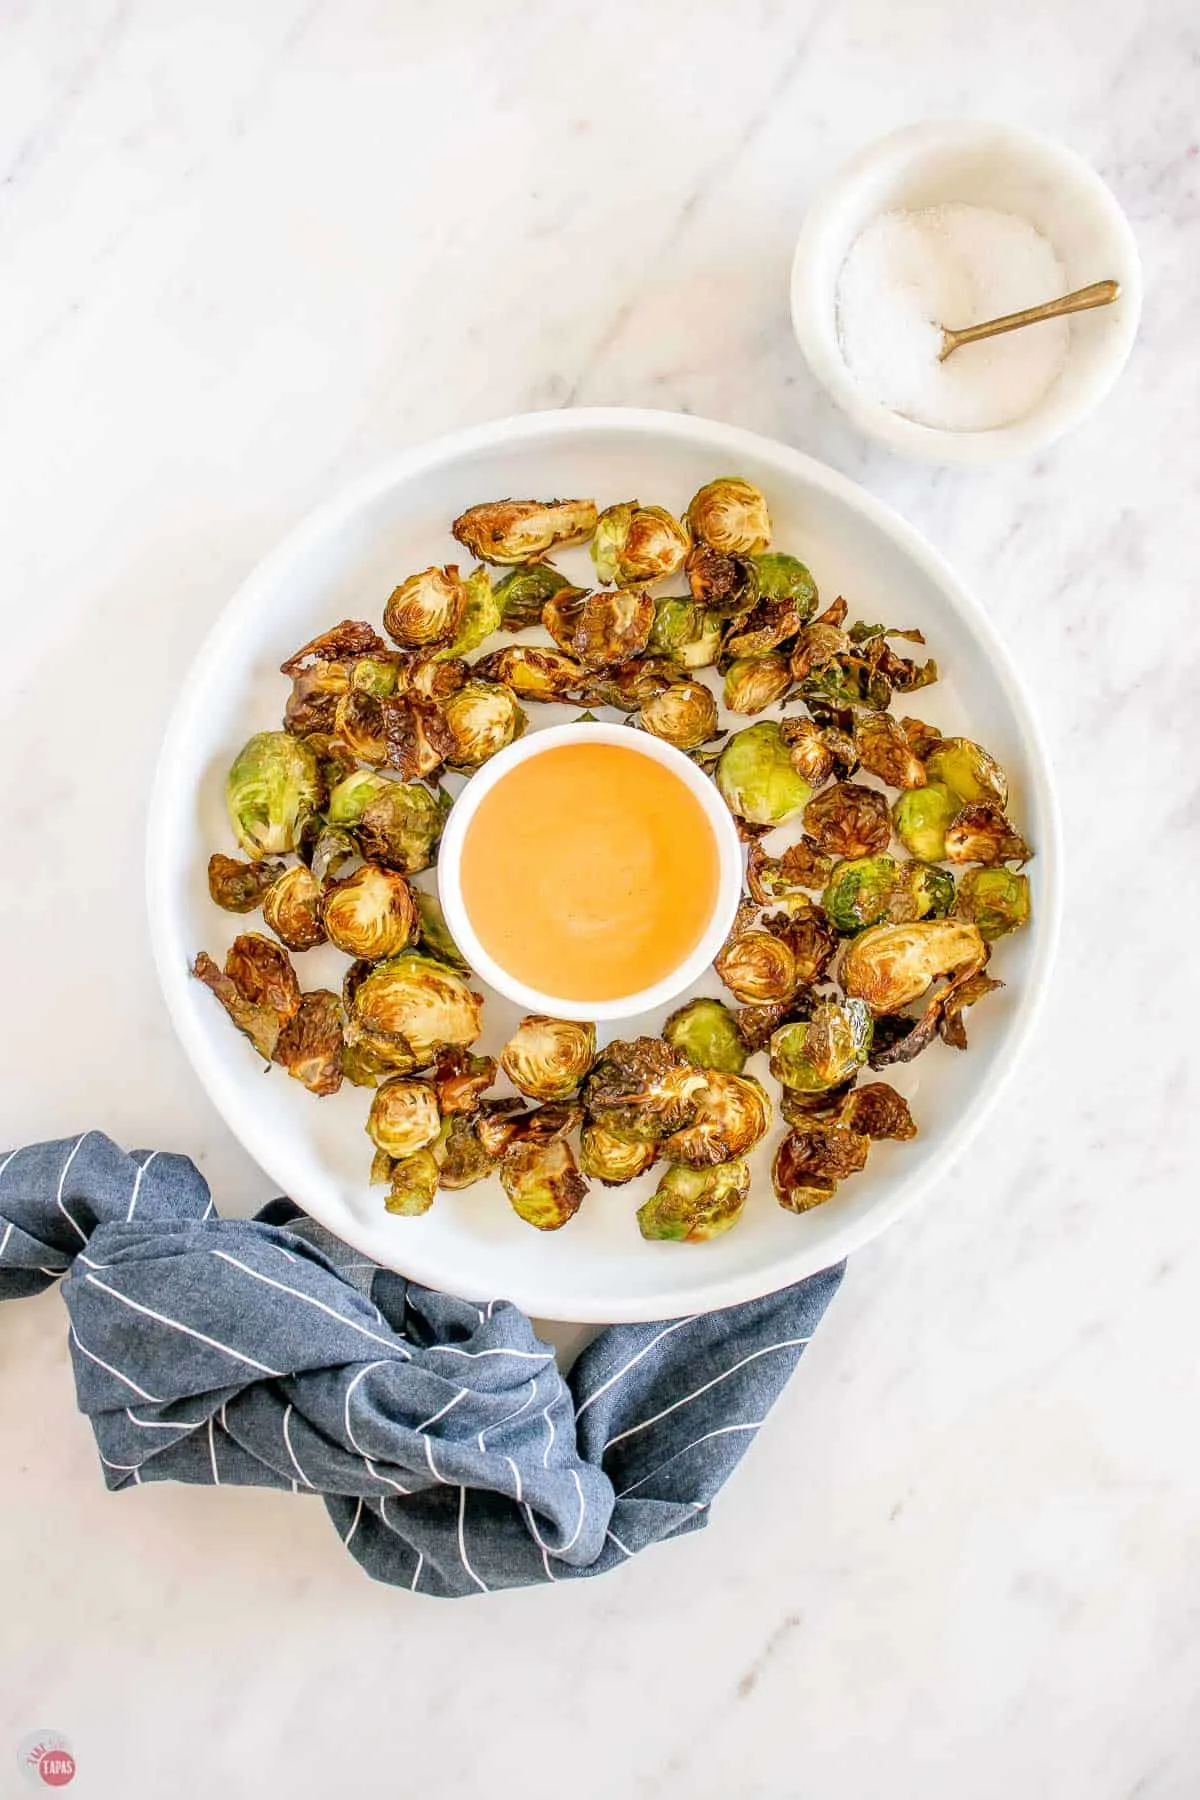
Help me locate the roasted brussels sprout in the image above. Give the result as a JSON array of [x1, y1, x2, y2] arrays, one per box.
[[685, 477, 771, 554], [370, 1145, 440, 1215], [579, 655, 679, 712], [855, 713, 927, 790], [746, 838, 833, 903], [273, 990, 344, 1096], [226, 731, 323, 860], [888, 860, 956, 923], [591, 502, 689, 587], [332, 689, 389, 764], [262, 864, 326, 951], [661, 1071, 771, 1167], [579, 1123, 659, 1186], [954, 866, 1031, 940], [753, 552, 817, 616], [662, 997, 747, 1074], [841, 920, 987, 1015], [366, 1077, 441, 1159], [451, 498, 598, 565], [283, 662, 350, 736], [428, 1046, 496, 1115], [442, 679, 526, 770], [328, 772, 446, 875], [351, 655, 403, 697], [500, 1138, 588, 1231], [648, 598, 724, 669], [821, 855, 897, 933], [207, 852, 287, 914], [637, 1158, 751, 1242], [768, 900, 838, 983], [413, 888, 469, 970], [543, 585, 655, 669], [715, 925, 798, 1005], [944, 804, 1031, 867], [937, 969, 1005, 1051], [723, 596, 811, 661], [322, 864, 418, 960], [500, 1015, 597, 1101], [776, 718, 834, 787], [192, 951, 285, 1062], [891, 781, 957, 862], [383, 566, 466, 648], [492, 563, 581, 632], [900, 716, 943, 759], [769, 999, 873, 1093], [281, 620, 389, 676], [723, 653, 792, 716], [584, 1037, 708, 1140], [925, 737, 1009, 809], [437, 1112, 498, 1189], [839, 1082, 917, 1141], [349, 952, 483, 1066], [733, 999, 798, 1053], [379, 694, 453, 782], [639, 679, 720, 750], [224, 932, 302, 1019], [772, 1117, 871, 1212], [716, 721, 812, 826], [685, 544, 760, 617], [788, 597, 851, 681], [803, 781, 891, 859], [474, 1099, 581, 1160], [472, 644, 586, 701], [433, 568, 503, 662]]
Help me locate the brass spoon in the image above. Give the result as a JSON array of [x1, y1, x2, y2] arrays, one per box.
[[938, 279, 1120, 363]]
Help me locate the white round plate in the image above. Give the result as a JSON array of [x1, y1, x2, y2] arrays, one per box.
[[147, 408, 1061, 1322]]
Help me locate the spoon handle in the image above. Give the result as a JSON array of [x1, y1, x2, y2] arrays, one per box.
[[939, 279, 1120, 362]]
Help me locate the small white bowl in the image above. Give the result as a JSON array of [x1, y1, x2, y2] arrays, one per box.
[[791, 120, 1142, 466], [437, 720, 744, 1023]]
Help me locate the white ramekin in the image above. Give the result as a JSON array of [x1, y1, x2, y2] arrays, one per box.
[[790, 120, 1143, 466], [437, 721, 743, 1022]]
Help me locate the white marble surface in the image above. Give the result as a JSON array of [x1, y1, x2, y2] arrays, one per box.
[[1, 1, 1197, 1794]]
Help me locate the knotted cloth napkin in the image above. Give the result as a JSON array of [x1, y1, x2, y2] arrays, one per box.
[[0, 1134, 843, 1597]]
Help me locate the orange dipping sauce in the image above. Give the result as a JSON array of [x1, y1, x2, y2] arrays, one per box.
[[460, 742, 720, 1002]]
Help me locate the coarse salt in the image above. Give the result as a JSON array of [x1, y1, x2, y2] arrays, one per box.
[[835, 204, 1069, 431]]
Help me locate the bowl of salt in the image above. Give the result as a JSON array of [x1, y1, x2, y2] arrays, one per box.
[[790, 120, 1142, 465]]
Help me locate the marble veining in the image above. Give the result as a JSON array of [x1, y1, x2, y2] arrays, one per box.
[[1, 1, 1197, 1795]]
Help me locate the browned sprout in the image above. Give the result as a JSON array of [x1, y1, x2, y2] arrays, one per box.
[[366, 1077, 441, 1159], [438, 1112, 500, 1189], [224, 932, 301, 1020], [685, 544, 760, 617], [685, 477, 771, 554], [767, 899, 838, 983], [500, 1016, 597, 1101], [803, 781, 891, 859], [924, 737, 1009, 808], [192, 951, 285, 1062], [273, 990, 344, 1096], [372, 1146, 441, 1216], [472, 644, 586, 701], [777, 718, 834, 787], [715, 923, 799, 1005], [900, 716, 943, 759], [428, 1046, 496, 1115], [381, 694, 455, 782], [662, 997, 747, 1075], [723, 654, 792, 716], [591, 502, 689, 587], [580, 1123, 659, 1186], [281, 620, 389, 675], [855, 713, 927, 790], [207, 853, 287, 914], [383, 566, 467, 648], [451, 498, 598, 565], [773, 1122, 868, 1213], [661, 1071, 771, 1167], [769, 998, 873, 1093], [322, 864, 418, 961], [581, 656, 680, 712], [262, 864, 326, 951], [284, 663, 350, 736], [492, 564, 582, 632], [839, 1083, 917, 1140], [841, 920, 988, 1015], [723, 595, 810, 661], [637, 1158, 751, 1242], [788, 597, 851, 681], [500, 1138, 588, 1230], [584, 1037, 708, 1140], [954, 867, 1031, 940], [639, 680, 720, 750], [735, 999, 800, 1053], [746, 839, 833, 904], [944, 804, 1031, 866], [543, 586, 655, 669], [442, 680, 526, 770], [392, 649, 469, 699], [474, 1099, 581, 1160], [349, 953, 483, 1066]]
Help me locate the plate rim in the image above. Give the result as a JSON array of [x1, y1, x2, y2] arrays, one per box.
[[146, 406, 1063, 1321]]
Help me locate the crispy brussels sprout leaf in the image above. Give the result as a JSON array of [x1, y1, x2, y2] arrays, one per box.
[[746, 838, 833, 903], [841, 919, 988, 1015], [580, 1123, 659, 1186], [803, 781, 891, 859], [856, 713, 927, 790], [637, 1158, 751, 1242], [788, 598, 851, 681], [192, 951, 284, 1063], [366, 1076, 441, 1158], [374, 1146, 441, 1216], [944, 804, 1031, 867], [925, 737, 1009, 808], [383, 565, 466, 648], [684, 478, 771, 554], [414, 888, 470, 971], [723, 653, 792, 716], [281, 620, 388, 676], [685, 544, 760, 617], [591, 502, 689, 587], [723, 596, 811, 661], [891, 781, 957, 862], [492, 563, 580, 633], [640, 679, 720, 750], [323, 864, 418, 960], [662, 997, 747, 1074], [452, 498, 598, 566], [937, 970, 1005, 1051], [584, 1037, 708, 1141], [226, 731, 323, 860], [224, 932, 301, 1020], [284, 663, 349, 736], [350, 952, 483, 1066], [472, 644, 586, 701], [500, 1138, 588, 1231], [716, 721, 812, 826], [581, 655, 680, 711], [954, 867, 1031, 940], [443, 679, 526, 770], [500, 1015, 597, 1101], [544, 585, 656, 669], [428, 1046, 496, 1116], [272, 990, 344, 1096], [661, 1071, 771, 1167], [822, 855, 897, 934], [207, 853, 287, 914], [261, 864, 326, 951], [769, 999, 873, 1093]]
